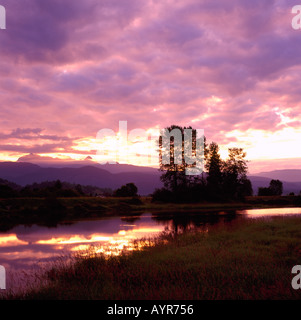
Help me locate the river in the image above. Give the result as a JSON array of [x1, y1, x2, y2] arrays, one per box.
[[1, 207, 301, 294]]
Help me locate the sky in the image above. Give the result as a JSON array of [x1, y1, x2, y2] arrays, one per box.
[[1, 0, 301, 173]]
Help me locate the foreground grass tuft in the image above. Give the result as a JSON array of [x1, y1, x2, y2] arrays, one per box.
[[7, 217, 301, 300]]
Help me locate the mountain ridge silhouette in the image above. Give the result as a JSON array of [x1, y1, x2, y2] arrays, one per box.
[[1, 162, 301, 195]]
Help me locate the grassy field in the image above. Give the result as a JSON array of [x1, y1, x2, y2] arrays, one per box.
[[6, 215, 301, 300]]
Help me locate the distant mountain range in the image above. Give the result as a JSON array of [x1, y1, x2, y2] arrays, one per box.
[[247, 175, 301, 196], [16, 154, 159, 174], [0, 162, 162, 195], [0, 161, 301, 195], [254, 169, 301, 183]]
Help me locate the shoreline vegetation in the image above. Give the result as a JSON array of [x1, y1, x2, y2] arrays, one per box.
[[3, 215, 301, 300], [1, 195, 301, 230]]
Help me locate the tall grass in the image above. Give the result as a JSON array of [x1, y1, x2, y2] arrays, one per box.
[[6, 216, 301, 300]]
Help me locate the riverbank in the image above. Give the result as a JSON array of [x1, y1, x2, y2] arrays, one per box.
[[5, 215, 301, 300], [1, 195, 301, 231]]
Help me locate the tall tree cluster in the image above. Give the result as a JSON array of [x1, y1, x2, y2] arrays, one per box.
[[152, 125, 253, 203]]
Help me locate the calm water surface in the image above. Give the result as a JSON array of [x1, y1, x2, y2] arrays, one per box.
[[1, 207, 301, 293]]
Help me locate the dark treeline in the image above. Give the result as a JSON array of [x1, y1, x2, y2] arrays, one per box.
[[152, 125, 253, 203], [113, 182, 138, 197], [258, 179, 283, 196], [0, 179, 113, 198]]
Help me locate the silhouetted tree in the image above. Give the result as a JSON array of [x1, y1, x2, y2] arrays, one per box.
[[237, 177, 253, 198], [152, 125, 252, 203], [258, 187, 272, 196], [258, 179, 283, 196], [54, 180, 62, 190], [114, 183, 138, 197], [75, 184, 84, 196], [269, 179, 283, 196], [159, 125, 205, 194], [222, 148, 252, 200], [0, 185, 18, 198], [151, 188, 173, 202], [205, 142, 223, 200]]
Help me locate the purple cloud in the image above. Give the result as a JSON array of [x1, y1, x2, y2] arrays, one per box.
[[0, 0, 301, 170]]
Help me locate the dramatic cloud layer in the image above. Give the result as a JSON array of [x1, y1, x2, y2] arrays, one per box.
[[0, 0, 301, 171]]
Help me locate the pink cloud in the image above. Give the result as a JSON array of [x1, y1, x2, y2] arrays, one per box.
[[0, 0, 301, 167]]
